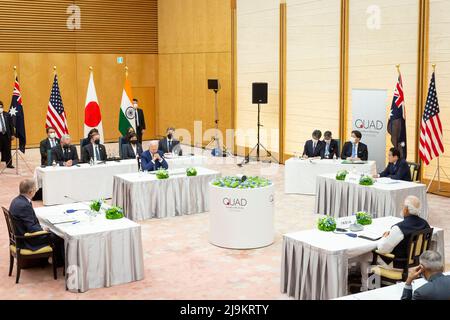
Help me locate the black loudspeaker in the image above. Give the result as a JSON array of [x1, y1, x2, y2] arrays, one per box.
[[252, 83, 268, 104], [208, 79, 220, 91]]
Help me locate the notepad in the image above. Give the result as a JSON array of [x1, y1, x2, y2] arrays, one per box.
[[376, 177, 401, 185], [46, 216, 77, 225], [358, 230, 383, 241]]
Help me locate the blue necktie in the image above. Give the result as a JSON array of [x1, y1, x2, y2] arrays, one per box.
[[352, 144, 357, 158]]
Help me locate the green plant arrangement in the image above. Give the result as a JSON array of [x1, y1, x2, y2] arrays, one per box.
[[186, 167, 197, 177], [105, 206, 124, 220], [359, 175, 375, 186], [336, 170, 349, 181], [89, 199, 103, 212], [211, 176, 272, 189], [156, 169, 169, 180], [356, 211, 373, 226], [317, 216, 337, 232]]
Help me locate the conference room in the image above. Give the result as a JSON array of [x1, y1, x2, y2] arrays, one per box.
[[0, 0, 449, 309]]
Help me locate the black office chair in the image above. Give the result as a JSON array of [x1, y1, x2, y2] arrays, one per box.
[[407, 162, 421, 182]]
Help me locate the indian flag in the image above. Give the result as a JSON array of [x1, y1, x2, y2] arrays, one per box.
[[118, 76, 136, 136]]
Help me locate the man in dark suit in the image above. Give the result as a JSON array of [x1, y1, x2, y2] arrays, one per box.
[[81, 131, 107, 163], [122, 133, 143, 159], [341, 130, 368, 161], [133, 98, 146, 144], [80, 128, 99, 149], [51, 134, 79, 167], [9, 179, 64, 264], [158, 127, 182, 155], [375, 147, 411, 181], [39, 127, 60, 166], [401, 251, 450, 300], [302, 130, 325, 159], [141, 141, 169, 172], [0, 101, 15, 168], [321, 131, 339, 159]]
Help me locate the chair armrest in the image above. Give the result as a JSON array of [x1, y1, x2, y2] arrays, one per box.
[[374, 250, 395, 259], [24, 231, 50, 237]]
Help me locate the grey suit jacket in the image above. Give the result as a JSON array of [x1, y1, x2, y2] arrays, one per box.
[[401, 273, 450, 300]]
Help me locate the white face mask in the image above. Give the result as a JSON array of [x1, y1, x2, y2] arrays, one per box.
[[49, 133, 56, 139], [350, 137, 356, 144], [0, 107, 3, 112], [133, 103, 138, 108]]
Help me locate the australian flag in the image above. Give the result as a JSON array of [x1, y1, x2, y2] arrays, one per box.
[[9, 76, 26, 153], [388, 74, 407, 159]]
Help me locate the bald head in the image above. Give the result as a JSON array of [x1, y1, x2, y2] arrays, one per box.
[[403, 196, 421, 217]]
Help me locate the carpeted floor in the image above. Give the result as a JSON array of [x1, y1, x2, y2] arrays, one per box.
[[0, 143, 448, 300]]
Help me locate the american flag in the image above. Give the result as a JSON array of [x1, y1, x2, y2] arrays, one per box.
[[46, 74, 69, 138], [419, 72, 444, 166]]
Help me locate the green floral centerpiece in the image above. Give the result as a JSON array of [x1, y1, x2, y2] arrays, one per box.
[[105, 206, 124, 220], [186, 167, 197, 177], [359, 175, 375, 186], [336, 170, 349, 181], [89, 199, 103, 212], [356, 211, 373, 226], [156, 169, 169, 180], [317, 216, 337, 232], [212, 176, 272, 189]]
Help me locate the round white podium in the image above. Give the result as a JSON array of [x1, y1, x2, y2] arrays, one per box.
[[209, 183, 275, 249]]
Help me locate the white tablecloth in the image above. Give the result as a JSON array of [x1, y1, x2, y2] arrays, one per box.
[[280, 216, 445, 300], [34, 160, 139, 206], [35, 203, 144, 293], [285, 158, 377, 195], [165, 155, 208, 169], [336, 272, 450, 300], [112, 168, 221, 221], [315, 173, 428, 219]]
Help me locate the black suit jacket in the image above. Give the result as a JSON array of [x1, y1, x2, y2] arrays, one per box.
[[122, 143, 143, 159], [303, 140, 325, 158], [380, 159, 411, 181], [51, 144, 79, 166], [341, 142, 368, 161], [158, 138, 182, 155], [401, 273, 450, 300], [39, 138, 60, 166], [9, 195, 47, 251], [0, 111, 15, 138], [321, 140, 339, 159], [135, 108, 146, 133], [82, 143, 107, 163]]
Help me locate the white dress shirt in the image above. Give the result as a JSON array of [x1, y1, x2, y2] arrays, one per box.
[[132, 144, 138, 158], [377, 226, 405, 254], [48, 138, 57, 148]]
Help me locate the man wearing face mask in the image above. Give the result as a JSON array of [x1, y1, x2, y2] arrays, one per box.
[[39, 127, 60, 166], [321, 131, 339, 159], [122, 133, 143, 159], [51, 134, 79, 167], [302, 130, 325, 159], [132, 98, 146, 144], [158, 127, 182, 155], [341, 130, 368, 161], [0, 101, 15, 169], [81, 132, 107, 163]]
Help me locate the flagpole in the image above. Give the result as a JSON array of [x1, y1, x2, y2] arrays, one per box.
[[13, 66, 19, 175]]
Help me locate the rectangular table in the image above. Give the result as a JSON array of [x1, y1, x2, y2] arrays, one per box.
[[315, 173, 428, 219], [280, 216, 444, 300], [336, 272, 450, 300], [112, 167, 221, 221], [35, 203, 144, 293], [285, 158, 377, 195], [165, 155, 208, 169]]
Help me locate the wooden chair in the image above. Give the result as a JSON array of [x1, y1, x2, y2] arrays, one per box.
[[370, 228, 433, 285], [407, 162, 421, 182], [2, 207, 57, 283]]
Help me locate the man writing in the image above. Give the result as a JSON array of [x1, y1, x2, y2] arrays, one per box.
[[374, 147, 411, 181]]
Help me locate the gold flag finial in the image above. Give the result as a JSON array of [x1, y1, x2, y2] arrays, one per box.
[[125, 66, 129, 78], [89, 66, 93, 71], [432, 64, 436, 72]]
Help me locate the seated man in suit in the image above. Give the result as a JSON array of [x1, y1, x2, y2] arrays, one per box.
[[355, 196, 430, 291], [122, 133, 143, 159], [82, 131, 107, 163], [402, 251, 450, 300], [9, 179, 64, 266], [302, 130, 325, 159], [321, 131, 339, 159], [39, 127, 60, 166], [158, 127, 182, 155], [374, 147, 411, 181], [341, 130, 368, 161], [51, 134, 79, 167], [141, 140, 169, 172], [80, 128, 99, 149]]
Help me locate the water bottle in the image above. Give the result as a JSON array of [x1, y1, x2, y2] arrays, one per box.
[[90, 157, 94, 166], [52, 160, 57, 168], [333, 153, 337, 162]]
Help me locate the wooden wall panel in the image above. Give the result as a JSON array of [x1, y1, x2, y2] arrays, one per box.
[[158, 0, 233, 146]]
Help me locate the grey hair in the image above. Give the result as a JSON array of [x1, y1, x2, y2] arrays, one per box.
[[404, 196, 421, 216], [61, 134, 71, 141], [149, 140, 159, 147], [19, 179, 36, 195], [420, 251, 444, 272]]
